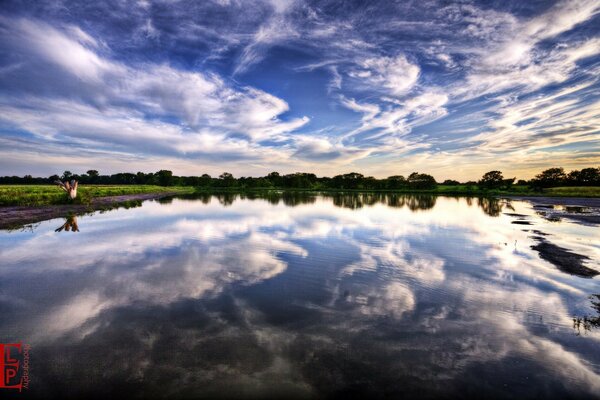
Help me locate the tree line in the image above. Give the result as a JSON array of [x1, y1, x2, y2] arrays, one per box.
[[0, 167, 598, 189]]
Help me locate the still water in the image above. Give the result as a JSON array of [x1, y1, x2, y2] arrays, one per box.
[[1, 193, 599, 399]]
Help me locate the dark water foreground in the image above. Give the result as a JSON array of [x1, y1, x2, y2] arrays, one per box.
[[0, 194, 599, 399]]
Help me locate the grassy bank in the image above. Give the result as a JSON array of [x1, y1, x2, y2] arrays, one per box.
[[542, 186, 600, 197], [0, 185, 193, 206], [1, 184, 599, 207]]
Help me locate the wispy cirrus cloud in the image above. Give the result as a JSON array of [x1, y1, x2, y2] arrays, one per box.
[[0, 0, 598, 179], [347, 55, 420, 97], [0, 15, 309, 170]]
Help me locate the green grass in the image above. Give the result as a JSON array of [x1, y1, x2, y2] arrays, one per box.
[[425, 184, 534, 195], [0, 185, 193, 206], [543, 186, 600, 197]]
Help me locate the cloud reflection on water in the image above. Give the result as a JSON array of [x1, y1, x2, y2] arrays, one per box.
[[0, 194, 599, 398]]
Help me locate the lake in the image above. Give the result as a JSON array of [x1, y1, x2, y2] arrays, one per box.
[[1, 193, 599, 399]]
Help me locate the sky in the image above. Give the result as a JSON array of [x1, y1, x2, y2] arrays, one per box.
[[0, 0, 599, 180]]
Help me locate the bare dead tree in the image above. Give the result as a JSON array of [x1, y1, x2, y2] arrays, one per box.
[[55, 179, 78, 200]]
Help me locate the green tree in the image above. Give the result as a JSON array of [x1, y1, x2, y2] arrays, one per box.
[[568, 168, 600, 186], [478, 171, 504, 189], [156, 170, 174, 186], [136, 171, 150, 184], [502, 177, 516, 189], [267, 171, 282, 187], [386, 175, 406, 189], [407, 172, 437, 189], [331, 172, 365, 189], [442, 179, 460, 186], [199, 174, 212, 187], [534, 167, 566, 188], [218, 172, 235, 187], [86, 170, 98, 183]]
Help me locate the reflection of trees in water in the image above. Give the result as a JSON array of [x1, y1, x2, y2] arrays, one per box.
[[477, 197, 502, 217], [325, 193, 383, 209], [55, 215, 79, 232], [573, 294, 600, 335], [330, 194, 365, 209], [240, 191, 317, 206], [326, 193, 437, 211], [331, 193, 438, 211], [259, 192, 283, 205], [169, 192, 504, 215], [216, 193, 237, 206], [197, 193, 212, 204], [386, 194, 406, 208], [281, 192, 317, 207], [240, 192, 259, 201], [361, 193, 384, 207], [171, 191, 320, 206], [404, 195, 436, 211], [169, 193, 211, 204]]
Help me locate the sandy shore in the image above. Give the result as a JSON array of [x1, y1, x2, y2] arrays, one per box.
[[0, 192, 178, 230]]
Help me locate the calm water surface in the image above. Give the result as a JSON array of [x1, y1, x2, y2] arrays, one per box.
[[1, 194, 599, 399]]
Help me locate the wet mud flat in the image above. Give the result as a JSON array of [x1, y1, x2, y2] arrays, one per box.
[[530, 237, 597, 278], [504, 197, 600, 278], [0, 192, 178, 230], [505, 196, 600, 225]]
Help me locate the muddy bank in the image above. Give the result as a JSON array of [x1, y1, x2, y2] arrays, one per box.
[[505, 196, 600, 225], [505, 196, 600, 207], [0, 192, 178, 230], [530, 237, 598, 278], [503, 196, 599, 278]]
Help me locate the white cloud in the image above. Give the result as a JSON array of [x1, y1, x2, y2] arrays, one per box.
[[341, 91, 448, 142], [0, 17, 309, 163], [7, 17, 113, 82], [523, 0, 600, 41], [292, 134, 372, 163], [340, 97, 380, 121], [233, 1, 299, 75], [348, 55, 420, 96], [0, 0, 598, 178], [458, 1, 600, 98]]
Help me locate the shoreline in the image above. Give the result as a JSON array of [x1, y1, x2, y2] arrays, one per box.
[[503, 196, 600, 225], [2, 192, 600, 230], [503, 196, 600, 207], [0, 192, 179, 230]]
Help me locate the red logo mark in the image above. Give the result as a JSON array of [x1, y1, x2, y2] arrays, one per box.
[[0, 342, 30, 391]]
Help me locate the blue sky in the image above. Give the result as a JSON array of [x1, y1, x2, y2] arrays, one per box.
[[0, 0, 599, 179]]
